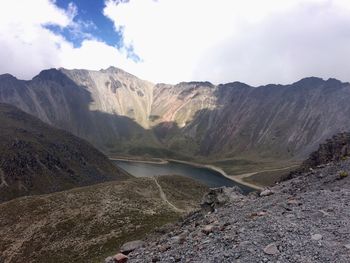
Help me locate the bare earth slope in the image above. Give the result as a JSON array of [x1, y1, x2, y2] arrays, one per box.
[[0, 103, 129, 202]]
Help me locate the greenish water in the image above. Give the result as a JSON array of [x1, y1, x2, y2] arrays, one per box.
[[114, 160, 254, 193]]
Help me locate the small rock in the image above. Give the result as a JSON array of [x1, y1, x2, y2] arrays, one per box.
[[260, 189, 274, 197], [114, 253, 128, 263], [234, 252, 241, 259], [257, 211, 267, 216], [202, 225, 214, 235], [263, 243, 279, 255], [120, 240, 145, 254], [344, 244, 350, 249], [105, 256, 115, 263], [152, 256, 160, 262], [287, 199, 300, 205], [311, 234, 323, 241], [171, 232, 187, 244], [158, 244, 171, 252]]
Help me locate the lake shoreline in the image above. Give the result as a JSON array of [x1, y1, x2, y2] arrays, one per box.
[[110, 156, 263, 191], [167, 159, 263, 191], [109, 157, 168, 165]]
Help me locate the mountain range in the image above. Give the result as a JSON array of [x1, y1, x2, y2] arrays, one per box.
[[1, 67, 349, 163]]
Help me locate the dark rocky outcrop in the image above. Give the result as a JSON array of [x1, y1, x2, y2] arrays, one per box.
[[300, 132, 350, 171], [200, 187, 242, 212]]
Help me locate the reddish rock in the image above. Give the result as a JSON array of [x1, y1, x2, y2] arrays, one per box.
[[114, 253, 128, 263], [202, 225, 215, 235]]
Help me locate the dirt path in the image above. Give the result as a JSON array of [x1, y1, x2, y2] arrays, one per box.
[[152, 177, 185, 213], [110, 157, 168, 164], [232, 165, 300, 188]]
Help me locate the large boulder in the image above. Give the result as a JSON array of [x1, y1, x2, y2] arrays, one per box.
[[200, 187, 242, 212], [120, 240, 145, 254]]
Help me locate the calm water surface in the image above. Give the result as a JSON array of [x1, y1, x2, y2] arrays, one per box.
[[114, 160, 254, 193]]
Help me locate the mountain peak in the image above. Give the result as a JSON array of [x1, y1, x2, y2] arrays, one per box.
[[177, 81, 215, 88], [293, 76, 325, 86], [0, 73, 18, 82], [34, 68, 63, 80], [220, 81, 252, 89]]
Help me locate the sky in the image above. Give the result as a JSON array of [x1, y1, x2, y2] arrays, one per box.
[[0, 0, 350, 86]]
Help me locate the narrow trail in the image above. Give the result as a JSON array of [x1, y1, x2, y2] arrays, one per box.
[[231, 164, 300, 189], [152, 177, 185, 213]]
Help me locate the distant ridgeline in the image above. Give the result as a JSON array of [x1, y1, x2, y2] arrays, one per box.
[[0, 68, 350, 161]]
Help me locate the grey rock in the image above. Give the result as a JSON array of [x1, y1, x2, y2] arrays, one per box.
[[311, 234, 323, 241], [120, 240, 145, 254], [260, 189, 274, 197], [104, 256, 115, 263], [263, 243, 279, 255]]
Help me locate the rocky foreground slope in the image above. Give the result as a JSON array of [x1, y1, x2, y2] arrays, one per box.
[[108, 134, 350, 263], [0, 103, 128, 202], [1, 68, 350, 161]]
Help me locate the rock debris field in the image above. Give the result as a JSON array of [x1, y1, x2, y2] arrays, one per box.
[[108, 157, 350, 263]]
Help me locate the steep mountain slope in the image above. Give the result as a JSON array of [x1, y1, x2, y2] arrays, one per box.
[[0, 103, 129, 202], [0, 176, 208, 263], [1, 68, 350, 161], [0, 69, 159, 155], [125, 134, 350, 263]]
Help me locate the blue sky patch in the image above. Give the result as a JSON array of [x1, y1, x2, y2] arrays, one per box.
[[52, 0, 124, 48]]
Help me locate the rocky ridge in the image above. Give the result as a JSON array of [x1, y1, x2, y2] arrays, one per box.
[[1, 69, 350, 161], [107, 134, 350, 262]]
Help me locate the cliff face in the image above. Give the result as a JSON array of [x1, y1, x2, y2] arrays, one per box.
[[0, 103, 129, 202], [1, 68, 350, 160]]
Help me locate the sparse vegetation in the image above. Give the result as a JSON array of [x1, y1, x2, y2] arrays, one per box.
[[149, 115, 160, 122], [0, 176, 208, 263], [339, 170, 348, 179]]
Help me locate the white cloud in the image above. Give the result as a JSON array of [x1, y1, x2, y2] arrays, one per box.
[[104, 0, 350, 85], [0, 0, 350, 85], [0, 0, 134, 80]]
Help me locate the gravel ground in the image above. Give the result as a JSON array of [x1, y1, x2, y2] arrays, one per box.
[[127, 159, 350, 263]]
